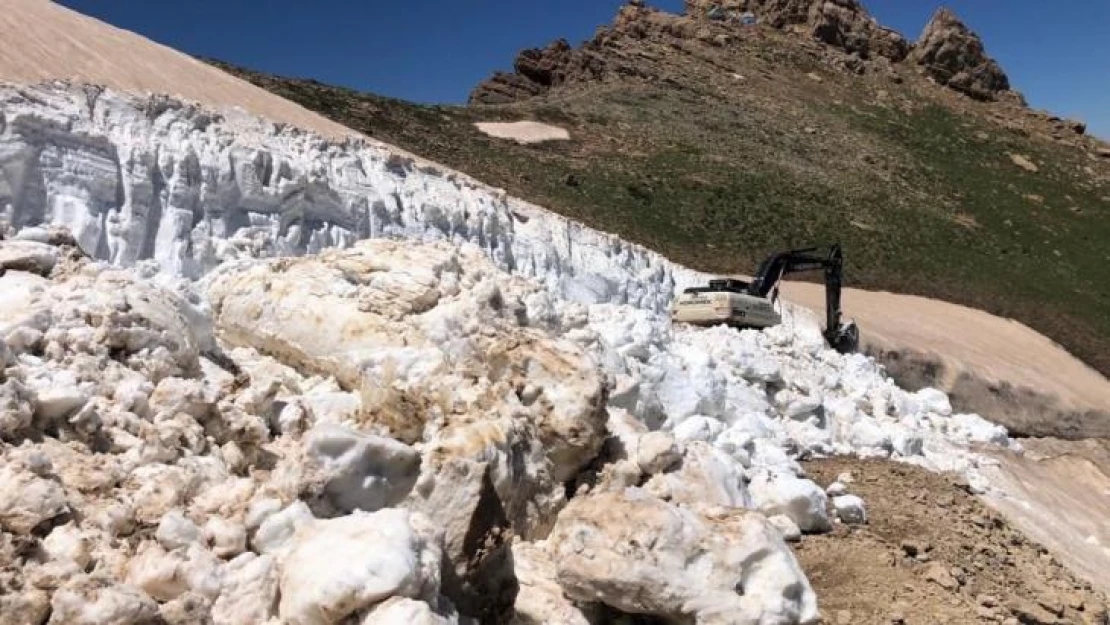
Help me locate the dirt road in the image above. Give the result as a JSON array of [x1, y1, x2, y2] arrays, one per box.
[[780, 281, 1109, 439]]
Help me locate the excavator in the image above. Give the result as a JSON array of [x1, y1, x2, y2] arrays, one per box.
[[671, 244, 860, 353]]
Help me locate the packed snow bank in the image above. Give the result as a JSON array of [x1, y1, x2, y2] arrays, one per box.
[[0, 82, 1026, 623], [0, 82, 678, 312]]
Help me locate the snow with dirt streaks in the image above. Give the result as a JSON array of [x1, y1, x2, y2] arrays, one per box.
[[0, 82, 1019, 624]]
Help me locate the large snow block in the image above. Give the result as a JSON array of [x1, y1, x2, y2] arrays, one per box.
[[277, 508, 443, 625], [549, 490, 818, 624]]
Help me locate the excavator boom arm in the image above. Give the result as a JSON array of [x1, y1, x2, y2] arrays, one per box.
[[748, 244, 856, 352]]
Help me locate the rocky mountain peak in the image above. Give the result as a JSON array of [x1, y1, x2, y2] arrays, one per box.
[[909, 6, 1011, 101]]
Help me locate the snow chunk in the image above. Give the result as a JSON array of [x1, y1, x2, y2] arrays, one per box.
[[278, 508, 443, 625], [156, 510, 202, 550], [212, 553, 279, 625], [833, 495, 868, 524], [253, 501, 314, 556], [0, 464, 68, 534], [49, 576, 160, 625], [549, 490, 818, 624], [748, 472, 831, 533], [305, 423, 421, 515]]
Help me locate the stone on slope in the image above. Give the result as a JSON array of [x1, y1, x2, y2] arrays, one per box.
[[277, 508, 443, 625], [549, 490, 818, 624], [910, 7, 1010, 101]]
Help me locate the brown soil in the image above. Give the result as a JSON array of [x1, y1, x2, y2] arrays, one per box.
[[796, 457, 1110, 625]]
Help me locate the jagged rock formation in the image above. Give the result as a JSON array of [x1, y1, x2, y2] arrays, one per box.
[[470, 1, 1013, 104], [686, 0, 910, 61], [909, 7, 1010, 101]]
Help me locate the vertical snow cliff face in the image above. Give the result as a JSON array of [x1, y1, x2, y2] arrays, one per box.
[[0, 82, 683, 313]]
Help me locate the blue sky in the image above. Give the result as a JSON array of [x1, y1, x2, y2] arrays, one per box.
[[59, 0, 1110, 138]]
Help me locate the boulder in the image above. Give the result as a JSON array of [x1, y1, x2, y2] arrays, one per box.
[[549, 490, 818, 624], [910, 8, 1010, 101]]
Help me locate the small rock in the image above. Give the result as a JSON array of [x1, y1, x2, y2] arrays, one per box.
[[976, 605, 996, 619], [923, 561, 959, 591], [826, 481, 848, 497], [1009, 153, 1039, 173], [978, 594, 1000, 608], [1037, 597, 1064, 617], [901, 540, 932, 558], [832, 495, 867, 525], [837, 472, 855, 484]]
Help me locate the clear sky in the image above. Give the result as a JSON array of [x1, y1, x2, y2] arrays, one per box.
[[58, 0, 1110, 138]]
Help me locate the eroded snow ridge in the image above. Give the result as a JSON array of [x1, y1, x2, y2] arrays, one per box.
[[0, 83, 1021, 624]]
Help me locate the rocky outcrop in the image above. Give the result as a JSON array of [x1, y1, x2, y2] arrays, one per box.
[[685, 0, 910, 61], [909, 8, 1010, 101], [471, 1, 1017, 106], [469, 38, 607, 105]]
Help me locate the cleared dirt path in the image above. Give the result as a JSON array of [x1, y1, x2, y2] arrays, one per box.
[[779, 281, 1110, 438]]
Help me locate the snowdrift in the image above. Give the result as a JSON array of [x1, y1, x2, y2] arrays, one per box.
[[0, 82, 1020, 624]]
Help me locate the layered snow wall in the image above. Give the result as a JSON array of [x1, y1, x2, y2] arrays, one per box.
[[0, 82, 688, 312]]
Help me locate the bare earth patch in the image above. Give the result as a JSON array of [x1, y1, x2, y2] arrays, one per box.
[[798, 457, 1109, 624]]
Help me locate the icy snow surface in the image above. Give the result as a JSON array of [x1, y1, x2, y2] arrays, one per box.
[[0, 82, 1022, 624]]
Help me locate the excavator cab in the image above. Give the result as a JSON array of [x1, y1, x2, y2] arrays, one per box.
[[670, 244, 859, 353]]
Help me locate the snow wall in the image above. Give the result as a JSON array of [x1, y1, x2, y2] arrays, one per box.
[[0, 82, 705, 314]]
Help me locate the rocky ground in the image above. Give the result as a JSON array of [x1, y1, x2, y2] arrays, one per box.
[[798, 458, 1109, 625]]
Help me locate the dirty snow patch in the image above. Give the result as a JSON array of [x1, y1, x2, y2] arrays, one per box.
[[474, 121, 570, 144]]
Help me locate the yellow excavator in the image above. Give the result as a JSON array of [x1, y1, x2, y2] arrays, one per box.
[[671, 244, 859, 353]]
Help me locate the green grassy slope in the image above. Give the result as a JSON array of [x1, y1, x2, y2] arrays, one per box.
[[204, 37, 1110, 376]]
